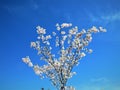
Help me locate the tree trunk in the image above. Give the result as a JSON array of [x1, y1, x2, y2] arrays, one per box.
[[60, 86, 65, 90], [41, 88, 44, 90]]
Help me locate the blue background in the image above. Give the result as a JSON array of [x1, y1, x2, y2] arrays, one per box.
[[0, 0, 120, 90]]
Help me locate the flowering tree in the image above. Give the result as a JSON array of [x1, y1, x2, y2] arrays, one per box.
[[22, 23, 106, 90]]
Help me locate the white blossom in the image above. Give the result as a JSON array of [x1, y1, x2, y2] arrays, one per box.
[[61, 31, 66, 34], [46, 35, 52, 40], [57, 27, 61, 30], [62, 35, 67, 41], [54, 60, 61, 67], [99, 27, 107, 32], [88, 49, 93, 53], [86, 33, 91, 37], [28, 62, 33, 67], [42, 35, 46, 41], [35, 69, 41, 75], [22, 23, 106, 90], [36, 26, 46, 34], [81, 29, 86, 34], [69, 27, 78, 35], [31, 42, 36, 48], [90, 26, 99, 33], [60, 40, 64, 45], [72, 72, 76, 75], [46, 41, 50, 45], [61, 49, 66, 55], [56, 23, 61, 31], [22, 56, 30, 64], [49, 46, 52, 50], [56, 36, 59, 47], [56, 23, 59, 27], [34, 65, 41, 75], [52, 32, 56, 36], [61, 23, 72, 28], [80, 52, 86, 57], [37, 36, 41, 39], [22, 56, 33, 67], [69, 30, 76, 35]]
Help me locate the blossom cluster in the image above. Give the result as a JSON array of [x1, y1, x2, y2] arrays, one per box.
[[36, 26, 46, 34], [22, 23, 106, 89], [22, 56, 33, 67]]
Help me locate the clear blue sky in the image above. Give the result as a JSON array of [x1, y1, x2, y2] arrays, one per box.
[[0, 0, 120, 90]]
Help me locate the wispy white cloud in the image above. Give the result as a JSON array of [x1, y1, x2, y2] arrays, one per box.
[[88, 11, 120, 24], [101, 12, 120, 21], [77, 84, 120, 90], [2, 0, 39, 13], [75, 77, 120, 90], [90, 77, 109, 83], [29, 0, 39, 10]]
